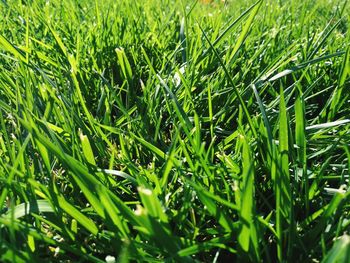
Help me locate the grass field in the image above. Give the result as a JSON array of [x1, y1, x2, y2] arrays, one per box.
[[0, 0, 349, 262]]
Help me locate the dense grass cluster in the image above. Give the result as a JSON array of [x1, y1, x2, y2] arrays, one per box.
[[0, 0, 349, 262]]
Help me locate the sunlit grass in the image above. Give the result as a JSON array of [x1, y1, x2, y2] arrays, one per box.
[[0, 0, 349, 262]]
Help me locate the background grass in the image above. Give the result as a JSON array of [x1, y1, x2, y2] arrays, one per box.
[[0, 0, 349, 262]]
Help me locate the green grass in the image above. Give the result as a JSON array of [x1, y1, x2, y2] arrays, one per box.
[[0, 0, 349, 262]]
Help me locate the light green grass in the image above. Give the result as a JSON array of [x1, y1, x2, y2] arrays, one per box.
[[0, 0, 349, 262]]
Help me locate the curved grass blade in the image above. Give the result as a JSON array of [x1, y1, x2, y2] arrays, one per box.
[[2, 200, 54, 220]]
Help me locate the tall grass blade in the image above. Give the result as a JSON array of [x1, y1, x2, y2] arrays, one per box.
[[276, 86, 293, 261], [238, 134, 260, 261]]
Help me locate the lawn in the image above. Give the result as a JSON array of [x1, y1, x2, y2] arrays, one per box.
[[0, 0, 349, 262]]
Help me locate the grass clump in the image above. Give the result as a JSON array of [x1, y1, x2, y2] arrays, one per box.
[[0, 0, 349, 262]]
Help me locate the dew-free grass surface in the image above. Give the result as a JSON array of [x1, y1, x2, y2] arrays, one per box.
[[0, 0, 349, 262]]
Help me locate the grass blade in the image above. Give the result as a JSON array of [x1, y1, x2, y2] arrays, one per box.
[[276, 86, 293, 261], [238, 133, 259, 261]]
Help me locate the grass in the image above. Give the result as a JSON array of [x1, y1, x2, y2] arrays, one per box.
[[0, 0, 349, 261]]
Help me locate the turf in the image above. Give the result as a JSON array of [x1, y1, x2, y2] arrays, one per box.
[[0, 0, 349, 262]]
